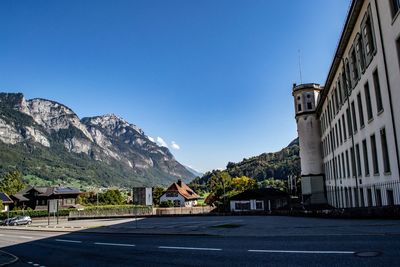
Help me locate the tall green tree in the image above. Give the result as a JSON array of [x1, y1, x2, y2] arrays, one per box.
[[0, 171, 25, 195], [0, 200, 3, 211], [98, 189, 125, 205], [152, 187, 165, 206]]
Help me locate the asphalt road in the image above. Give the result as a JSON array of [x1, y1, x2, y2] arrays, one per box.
[[0, 229, 399, 267]]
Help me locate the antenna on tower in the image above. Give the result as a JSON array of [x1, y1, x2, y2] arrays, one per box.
[[298, 49, 303, 84]]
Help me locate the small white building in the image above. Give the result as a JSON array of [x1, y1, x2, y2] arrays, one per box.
[[160, 180, 199, 207], [0, 192, 13, 212]]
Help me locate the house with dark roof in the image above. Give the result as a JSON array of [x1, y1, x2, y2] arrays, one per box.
[[0, 192, 13, 212], [230, 188, 290, 213], [160, 180, 200, 207], [11, 186, 81, 210]]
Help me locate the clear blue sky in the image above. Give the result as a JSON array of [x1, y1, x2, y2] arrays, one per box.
[[0, 0, 350, 173]]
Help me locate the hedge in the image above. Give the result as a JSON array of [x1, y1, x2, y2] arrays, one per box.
[[0, 209, 74, 219]]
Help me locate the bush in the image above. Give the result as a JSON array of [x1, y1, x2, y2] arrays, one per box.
[[0, 208, 75, 219], [159, 200, 174, 207]]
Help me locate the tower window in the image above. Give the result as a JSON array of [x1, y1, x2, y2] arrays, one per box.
[[298, 104, 302, 112], [307, 102, 312, 110]]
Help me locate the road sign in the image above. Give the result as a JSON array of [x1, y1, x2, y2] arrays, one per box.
[[48, 199, 58, 213]]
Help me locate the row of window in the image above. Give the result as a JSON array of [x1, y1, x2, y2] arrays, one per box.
[[321, 69, 384, 159], [324, 127, 391, 183], [320, 6, 377, 135], [327, 186, 396, 208], [390, 0, 400, 18]]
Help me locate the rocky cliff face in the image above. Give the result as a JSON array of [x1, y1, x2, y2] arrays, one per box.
[[0, 92, 194, 186]]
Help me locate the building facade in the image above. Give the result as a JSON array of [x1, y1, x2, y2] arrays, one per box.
[[132, 187, 153, 206], [294, 0, 400, 208], [160, 180, 199, 207]]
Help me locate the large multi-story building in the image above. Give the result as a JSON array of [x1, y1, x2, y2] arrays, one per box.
[[293, 0, 400, 208]]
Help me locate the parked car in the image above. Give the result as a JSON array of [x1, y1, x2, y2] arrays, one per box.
[[6, 216, 32, 226]]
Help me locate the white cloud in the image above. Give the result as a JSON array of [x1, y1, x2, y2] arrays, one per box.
[[156, 137, 168, 147], [147, 136, 155, 142], [171, 141, 180, 150]]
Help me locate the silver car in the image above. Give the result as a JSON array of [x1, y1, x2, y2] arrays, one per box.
[[7, 216, 32, 226]]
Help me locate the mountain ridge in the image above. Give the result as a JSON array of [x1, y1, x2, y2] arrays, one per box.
[[0, 92, 194, 187]]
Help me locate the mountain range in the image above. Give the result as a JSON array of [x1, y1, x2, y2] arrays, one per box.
[[0, 92, 195, 187]]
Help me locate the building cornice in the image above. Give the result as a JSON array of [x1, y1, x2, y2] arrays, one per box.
[[316, 0, 364, 114]]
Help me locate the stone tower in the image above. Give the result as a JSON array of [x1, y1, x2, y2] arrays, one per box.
[[292, 83, 327, 206]]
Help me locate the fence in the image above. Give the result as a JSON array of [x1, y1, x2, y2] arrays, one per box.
[[68, 205, 213, 219], [155, 206, 213, 216], [325, 180, 400, 208], [69, 206, 153, 220]]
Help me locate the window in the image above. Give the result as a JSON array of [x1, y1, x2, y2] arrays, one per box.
[[256, 201, 263, 210], [335, 124, 339, 148], [367, 188, 373, 207], [351, 102, 358, 133], [297, 104, 302, 112], [387, 190, 394, 206], [339, 119, 343, 144], [350, 48, 359, 84], [346, 108, 352, 136], [307, 102, 312, 110], [360, 188, 365, 207], [371, 134, 379, 174], [357, 93, 365, 128], [235, 201, 250, 210], [356, 35, 366, 72], [350, 147, 356, 177], [345, 59, 352, 91], [338, 79, 343, 105], [362, 139, 370, 176], [346, 150, 350, 178], [166, 192, 178, 197], [361, 9, 376, 63], [364, 82, 373, 120], [380, 128, 391, 173], [373, 70, 383, 113], [356, 144, 362, 177], [341, 153, 346, 178], [342, 114, 347, 140], [334, 88, 339, 112], [375, 189, 382, 207], [390, 0, 400, 18], [342, 71, 348, 100]]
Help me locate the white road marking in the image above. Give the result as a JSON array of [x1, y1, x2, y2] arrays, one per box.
[[94, 242, 135, 247], [55, 239, 82, 243], [158, 246, 222, 251], [248, 249, 355, 254], [19, 236, 33, 239]]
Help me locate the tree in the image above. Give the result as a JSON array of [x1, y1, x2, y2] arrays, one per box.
[[206, 171, 232, 207], [98, 189, 125, 205], [230, 176, 258, 196], [259, 178, 287, 191], [152, 187, 165, 206], [0, 171, 25, 195], [0, 200, 3, 211]]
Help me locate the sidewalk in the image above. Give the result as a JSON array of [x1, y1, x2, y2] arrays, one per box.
[[1, 216, 400, 237]]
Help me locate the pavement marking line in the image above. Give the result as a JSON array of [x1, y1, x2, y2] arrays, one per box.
[[55, 239, 82, 243], [19, 236, 33, 239], [158, 246, 222, 251], [248, 250, 355, 254], [94, 242, 136, 247]]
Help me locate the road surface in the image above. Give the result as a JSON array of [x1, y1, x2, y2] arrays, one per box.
[[0, 229, 398, 266]]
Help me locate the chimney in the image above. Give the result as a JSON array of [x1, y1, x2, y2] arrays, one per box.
[[177, 179, 182, 187]]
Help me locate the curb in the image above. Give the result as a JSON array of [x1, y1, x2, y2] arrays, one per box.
[[0, 250, 18, 267]]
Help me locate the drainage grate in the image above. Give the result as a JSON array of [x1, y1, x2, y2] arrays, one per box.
[[354, 251, 382, 257]]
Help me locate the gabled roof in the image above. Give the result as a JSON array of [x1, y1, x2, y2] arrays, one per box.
[[0, 192, 13, 204], [165, 180, 200, 200], [20, 186, 81, 197], [230, 188, 289, 201], [11, 194, 29, 202]]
